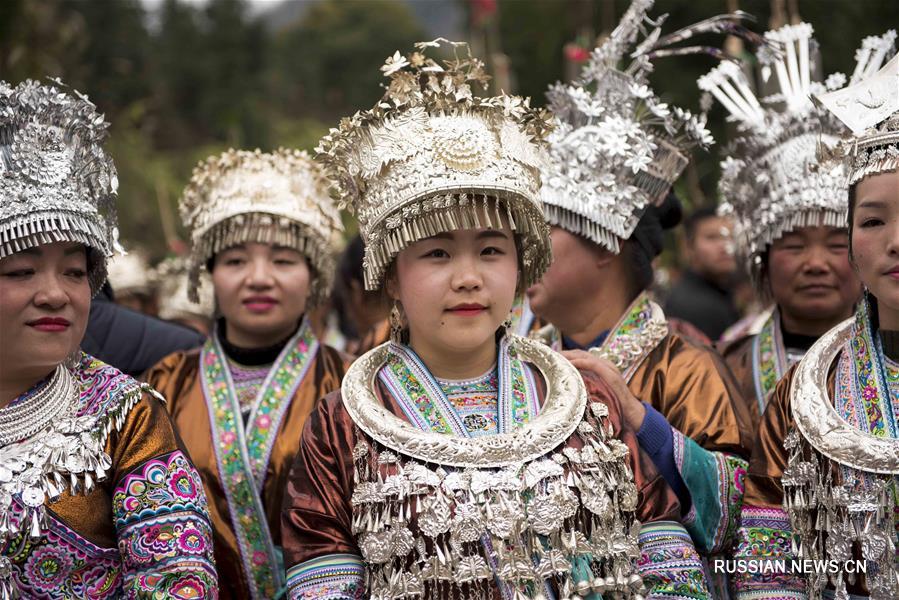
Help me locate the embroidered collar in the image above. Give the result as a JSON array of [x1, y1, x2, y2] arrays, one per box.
[[200, 317, 319, 598], [791, 301, 899, 474], [751, 308, 789, 415], [342, 334, 587, 469], [378, 337, 539, 439], [588, 292, 669, 381], [0, 354, 150, 545]]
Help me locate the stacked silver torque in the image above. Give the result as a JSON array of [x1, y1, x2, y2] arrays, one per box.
[[0, 364, 145, 599]]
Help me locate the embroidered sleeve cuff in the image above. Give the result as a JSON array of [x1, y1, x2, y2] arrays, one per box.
[[733, 505, 806, 598], [113, 451, 218, 596], [287, 554, 365, 600], [637, 521, 711, 597]]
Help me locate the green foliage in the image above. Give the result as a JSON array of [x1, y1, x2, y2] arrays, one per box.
[[1, 0, 429, 257], [272, 0, 425, 120]]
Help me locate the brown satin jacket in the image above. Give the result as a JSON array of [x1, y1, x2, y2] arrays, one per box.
[[145, 344, 349, 599]]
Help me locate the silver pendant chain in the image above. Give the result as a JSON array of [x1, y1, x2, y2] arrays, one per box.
[[0, 366, 77, 446]]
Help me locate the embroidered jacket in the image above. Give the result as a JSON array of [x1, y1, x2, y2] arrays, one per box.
[[720, 307, 808, 427], [734, 303, 899, 599], [145, 320, 348, 600], [536, 293, 753, 558], [282, 336, 713, 599], [0, 354, 218, 599]]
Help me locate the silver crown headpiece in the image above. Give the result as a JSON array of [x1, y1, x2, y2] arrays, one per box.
[[703, 25, 895, 265], [179, 148, 344, 306], [316, 39, 554, 290], [0, 79, 121, 292], [816, 52, 899, 186], [541, 0, 762, 253]]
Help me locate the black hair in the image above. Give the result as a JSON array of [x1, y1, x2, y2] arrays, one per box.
[[331, 234, 367, 339], [848, 183, 858, 260], [622, 191, 682, 298], [682, 205, 719, 242], [337, 234, 366, 288]]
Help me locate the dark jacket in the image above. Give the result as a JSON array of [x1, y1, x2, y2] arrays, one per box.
[[664, 270, 740, 342], [82, 284, 205, 377]]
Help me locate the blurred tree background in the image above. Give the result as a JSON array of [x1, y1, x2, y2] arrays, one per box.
[[2, 0, 897, 260]]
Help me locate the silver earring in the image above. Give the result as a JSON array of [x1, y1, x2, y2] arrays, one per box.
[[389, 301, 404, 344], [502, 315, 514, 337], [64, 347, 82, 371]]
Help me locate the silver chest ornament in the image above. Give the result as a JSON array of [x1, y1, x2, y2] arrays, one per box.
[[342, 337, 646, 599], [0, 365, 147, 600], [784, 319, 899, 600]]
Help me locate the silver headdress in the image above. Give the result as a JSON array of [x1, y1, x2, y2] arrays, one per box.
[[702, 26, 896, 265], [154, 255, 214, 324], [0, 79, 120, 292], [106, 249, 153, 297], [179, 148, 344, 306], [316, 39, 554, 290], [541, 0, 759, 253], [816, 52, 899, 184]]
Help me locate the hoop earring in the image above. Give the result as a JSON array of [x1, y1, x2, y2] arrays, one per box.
[[389, 301, 405, 344]]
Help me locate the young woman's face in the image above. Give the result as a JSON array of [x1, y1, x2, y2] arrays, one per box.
[[389, 226, 518, 356], [0, 242, 91, 382], [851, 170, 899, 328], [211, 242, 310, 346], [767, 225, 859, 324]]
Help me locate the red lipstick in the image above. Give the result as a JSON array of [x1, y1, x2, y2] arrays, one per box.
[[447, 303, 487, 317], [27, 317, 71, 332], [243, 295, 278, 314]]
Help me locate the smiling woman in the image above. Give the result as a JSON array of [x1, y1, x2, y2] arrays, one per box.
[[387, 219, 519, 380], [143, 148, 348, 600], [0, 243, 91, 393], [0, 78, 217, 599]]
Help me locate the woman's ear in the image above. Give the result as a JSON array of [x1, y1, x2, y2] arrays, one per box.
[[385, 269, 399, 302], [594, 246, 615, 270]]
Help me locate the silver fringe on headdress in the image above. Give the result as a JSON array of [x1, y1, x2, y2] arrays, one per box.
[[0, 79, 121, 292], [179, 148, 344, 306]]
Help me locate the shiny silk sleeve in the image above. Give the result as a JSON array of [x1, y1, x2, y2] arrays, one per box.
[[719, 335, 761, 427], [633, 334, 752, 556], [732, 366, 805, 598], [107, 392, 219, 598], [146, 345, 349, 599], [282, 392, 364, 599]]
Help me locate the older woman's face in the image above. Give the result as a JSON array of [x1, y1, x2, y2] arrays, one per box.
[[0, 242, 91, 382], [767, 225, 859, 324], [851, 170, 899, 328]]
